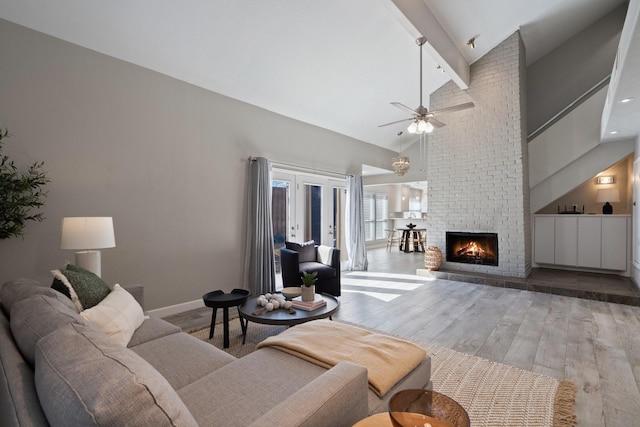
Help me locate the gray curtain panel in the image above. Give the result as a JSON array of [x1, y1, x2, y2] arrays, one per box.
[[345, 175, 368, 271], [244, 157, 276, 295]]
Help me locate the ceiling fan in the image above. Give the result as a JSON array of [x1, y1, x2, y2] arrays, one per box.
[[379, 37, 474, 134]]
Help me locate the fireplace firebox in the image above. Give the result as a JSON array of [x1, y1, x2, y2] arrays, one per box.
[[446, 232, 498, 266]]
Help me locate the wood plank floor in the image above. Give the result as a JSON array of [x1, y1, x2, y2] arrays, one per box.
[[164, 247, 640, 426]]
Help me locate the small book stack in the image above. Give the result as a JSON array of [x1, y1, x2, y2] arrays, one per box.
[[291, 296, 326, 311]]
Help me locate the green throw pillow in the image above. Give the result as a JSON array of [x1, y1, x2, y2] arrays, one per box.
[[51, 264, 111, 311]]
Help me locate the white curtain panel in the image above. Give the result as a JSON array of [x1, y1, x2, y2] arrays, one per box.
[[244, 157, 276, 295], [345, 175, 368, 271]]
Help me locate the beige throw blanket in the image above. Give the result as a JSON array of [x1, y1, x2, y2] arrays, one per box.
[[256, 319, 426, 397]]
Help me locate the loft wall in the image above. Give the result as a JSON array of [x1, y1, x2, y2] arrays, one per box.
[[0, 19, 396, 310], [527, 4, 626, 133]]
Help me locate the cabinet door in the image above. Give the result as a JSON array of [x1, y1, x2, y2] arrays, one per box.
[[555, 217, 578, 266], [577, 217, 601, 268], [601, 217, 628, 270], [534, 216, 555, 264]]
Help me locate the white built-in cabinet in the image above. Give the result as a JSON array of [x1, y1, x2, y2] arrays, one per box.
[[533, 215, 629, 271]]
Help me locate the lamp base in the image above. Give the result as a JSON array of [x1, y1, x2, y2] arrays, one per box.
[[75, 250, 102, 277], [602, 202, 613, 215]]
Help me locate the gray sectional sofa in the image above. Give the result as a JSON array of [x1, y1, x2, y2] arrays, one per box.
[[0, 278, 431, 426]]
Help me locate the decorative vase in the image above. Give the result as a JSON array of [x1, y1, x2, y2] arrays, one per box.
[[424, 246, 442, 271], [301, 285, 315, 302]]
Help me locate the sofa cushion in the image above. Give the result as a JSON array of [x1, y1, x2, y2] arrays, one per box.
[[132, 331, 237, 390], [178, 347, 330, 426], [34, 323, 198, 427], [127, 316, 182, 347], [285, 240, 316, 263], [299, 262, 336, 279], [10, 294, 90, 367], [0, 312, 49, 426], [79, 284, 145, 346], [51, 264, 111, 311], [1, 278, 76, 317]]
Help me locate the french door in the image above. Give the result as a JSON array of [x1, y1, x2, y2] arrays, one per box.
[[272, 171, 345, 250]]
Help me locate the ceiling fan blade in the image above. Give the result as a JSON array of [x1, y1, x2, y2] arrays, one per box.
[[428, 101, 475, 116], [391, 102, 417, 115], [378, 117, 414, 128], [428, 117, 446, 128]]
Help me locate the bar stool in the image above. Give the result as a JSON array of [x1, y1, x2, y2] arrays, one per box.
[[385, 229, 399, 251]]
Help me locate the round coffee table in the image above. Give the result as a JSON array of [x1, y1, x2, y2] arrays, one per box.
[[238, 293, 339, 344]]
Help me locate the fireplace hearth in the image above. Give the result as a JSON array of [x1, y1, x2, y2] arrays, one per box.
[[446, 232, 498, 266]]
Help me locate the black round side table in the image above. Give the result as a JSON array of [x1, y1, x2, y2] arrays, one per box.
[[202, 288, 249, 348]]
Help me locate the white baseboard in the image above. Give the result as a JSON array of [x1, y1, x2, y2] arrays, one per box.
[[147, 298, 205, 318]]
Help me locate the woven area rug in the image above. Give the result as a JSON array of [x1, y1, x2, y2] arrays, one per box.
[[189, 319, 577, 427]]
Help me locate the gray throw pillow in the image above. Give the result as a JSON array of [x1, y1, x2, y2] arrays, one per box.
[[285, 240, 317, 263], [51, 264, 111, 311], [34, 323, 198, 427]]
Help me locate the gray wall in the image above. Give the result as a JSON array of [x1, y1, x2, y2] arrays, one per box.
[[0, 19, 396, 310], [527, 4, 626, 133]]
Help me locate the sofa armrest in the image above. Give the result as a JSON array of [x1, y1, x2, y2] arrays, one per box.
[[330, 248, 341, 270], [248, 361, 369, 427], [123, 285, 144, 310]]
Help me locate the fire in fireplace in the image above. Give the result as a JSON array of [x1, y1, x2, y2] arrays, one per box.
[[446, 232, 498, 266]]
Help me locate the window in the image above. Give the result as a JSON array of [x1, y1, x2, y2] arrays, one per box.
[[364, 192, 389, 241]]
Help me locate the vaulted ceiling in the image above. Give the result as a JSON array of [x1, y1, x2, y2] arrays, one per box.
[[0, 0, 636, 151]]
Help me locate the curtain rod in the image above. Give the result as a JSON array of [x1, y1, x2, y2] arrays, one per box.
[[249, 157, 348, 179]]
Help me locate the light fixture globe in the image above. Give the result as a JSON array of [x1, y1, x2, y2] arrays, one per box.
[[407, 121, 418, 134], [424, 121, 434, 133], [391, 156, 410, 176], [417, 119, 428, 133]]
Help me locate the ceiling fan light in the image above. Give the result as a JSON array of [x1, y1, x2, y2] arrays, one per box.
[[417, 119, 428, 133], [424, 121, 434, 133], [407, 121, 418, 134]]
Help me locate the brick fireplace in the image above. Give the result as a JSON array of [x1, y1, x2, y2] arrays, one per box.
[[425, 32, 531, 278]]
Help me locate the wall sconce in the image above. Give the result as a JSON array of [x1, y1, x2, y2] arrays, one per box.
[[596, 176, 614, 184], [60, 217, 116, 277]]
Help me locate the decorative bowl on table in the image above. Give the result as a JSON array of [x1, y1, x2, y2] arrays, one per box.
[[406, 223, 417, 229], [389, 389, 469, 427], [281, 287, 302, 300]]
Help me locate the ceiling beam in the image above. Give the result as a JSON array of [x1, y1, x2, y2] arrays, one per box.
[[385, 0, 470, 90]]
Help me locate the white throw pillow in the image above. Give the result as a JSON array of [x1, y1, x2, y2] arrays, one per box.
[[80, 284, 144, 346]]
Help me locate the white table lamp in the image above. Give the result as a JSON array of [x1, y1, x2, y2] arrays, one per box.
[[60, 217, 115, 277]]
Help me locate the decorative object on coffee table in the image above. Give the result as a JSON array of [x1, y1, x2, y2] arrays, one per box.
[[389, 389, 469, 427], [301, 271, 317, 302], [424, 246, 442, 270], [281, 286, 301, 300]]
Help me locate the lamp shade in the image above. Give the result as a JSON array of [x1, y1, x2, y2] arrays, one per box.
[[60, 217, 115, 250], [596, 188, 620, 203]]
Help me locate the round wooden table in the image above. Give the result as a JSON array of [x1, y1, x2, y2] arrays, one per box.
[[398, 228, 426, 252], [202, 289, 249, 348]]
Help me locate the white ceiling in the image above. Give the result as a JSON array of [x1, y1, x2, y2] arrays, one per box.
[[0, 0, 636, 152]]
